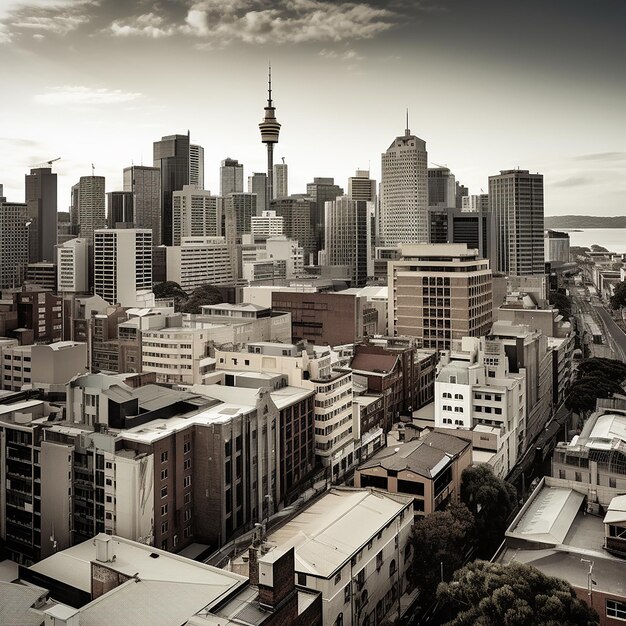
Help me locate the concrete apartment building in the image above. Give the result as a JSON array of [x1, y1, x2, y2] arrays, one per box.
[[166, 236, 235, 292], [355, 430, 472, 516], [214, 341, 356, 480], [57, 237, 89, 293], [273, 161, 288, 198], [388, 243, 493, 350], [270, 196, 315, 258], [251, 209, 284, 242], [11, 535, 321, 626], [172, 185, 222, 245], [265, 236, 305, 279], [434, 337, 526, 478], [237, 488, 414, 626], [25, 167, 57, 264], [545, 229, 570, 263], [489, 169, 544, 276], [94, 228, 154, 308], [6, 288, 63, 345]]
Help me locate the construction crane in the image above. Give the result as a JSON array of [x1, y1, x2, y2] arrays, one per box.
[[29, 157, 61, 168]]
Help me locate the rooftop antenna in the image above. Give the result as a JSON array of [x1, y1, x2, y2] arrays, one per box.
[[268, 62, 272, 106], [91, 163, 95, 177], [405, 108, 410, 135], [282, 156, 285, 165]]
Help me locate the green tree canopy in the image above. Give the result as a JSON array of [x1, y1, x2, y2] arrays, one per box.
[[549, 290, 571, 321], [153, 281, 187, 301], [565, 358, 626, 417], [438, 560, 598, 626], [460, 464, 517, 559], [407, 502, 475, 603], [180, 284, 224, 314]]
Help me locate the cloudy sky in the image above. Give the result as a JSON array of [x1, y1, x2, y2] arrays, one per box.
[[1, 0, 625, 216]]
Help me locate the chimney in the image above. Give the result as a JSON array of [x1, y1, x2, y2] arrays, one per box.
[[258, 548, 296, 610], [95, 535, 116, 563], [248, 547, 259, 585]]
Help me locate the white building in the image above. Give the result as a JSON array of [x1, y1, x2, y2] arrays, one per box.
[[435, 337, 526, 478], [166, 236, 234, 292], [57, 237, 89, 293], [256, 488, 414, 626], [94, 228, 155, 307], [142, 327, 211, 385], [380, 125, 428, 245], [251, 210, 284, 241], [172, 185, 222, 246], [215, 342, 356, 479], [544, 230, 570, 263], [266, 236, 304, 278]]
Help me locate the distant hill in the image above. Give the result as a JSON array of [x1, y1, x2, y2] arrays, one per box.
[[545, 215, 626, 229]]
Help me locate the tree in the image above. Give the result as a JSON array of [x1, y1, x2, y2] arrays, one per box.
[[153, 281, 187, 306], [591, 244, 609, 253], [407, 503, 475, 603], [179, 283, 224, 314], [437, 560, 598, 626], [549, 290, 572, 321], [460, 464, 517, 559], [565, 357, 626, 419], [610, 280, 626, 310]]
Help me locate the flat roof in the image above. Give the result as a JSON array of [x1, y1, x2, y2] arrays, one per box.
[[604, 494, 626, 525], [266, 488, 411, 579], [29, 534, 245, 594]]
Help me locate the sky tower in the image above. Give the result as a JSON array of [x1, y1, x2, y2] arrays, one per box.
[[259, 66, 281, 209]]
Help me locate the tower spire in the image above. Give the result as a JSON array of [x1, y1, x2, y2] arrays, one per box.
[[268, 64, 272, 107], [405, 108, 410, 136], [259, 65, 281, 209]]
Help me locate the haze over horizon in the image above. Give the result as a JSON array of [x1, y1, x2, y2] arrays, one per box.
[[1, 0, 625, 216]]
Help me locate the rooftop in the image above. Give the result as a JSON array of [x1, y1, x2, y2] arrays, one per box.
[[265, 488, 412, 579]]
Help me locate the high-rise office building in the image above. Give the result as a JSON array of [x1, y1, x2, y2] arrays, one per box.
[[325, 196, 371, 287], [489, 169, 544, 276], [259, 66, 281, 208], [348, 169, 376, 203], [172, 185, 222, 245], [273, 160, 288, 199], [427, 167, 456, 208], [271, 196, 315, 258], [380, 124, 428, 245], [388, 244, 493, 350], [25, 167, 57, 263], [153, 133, 190, 246], [455, 182, 469, 209], [248, 172, 267, 213], [220, 158, 244, 196], [0, 185, 28, 289], [72, 176, 106, 240], [189, 143, 204, 189], [429, 206, 496, 270], [107, 191, 134, 228], [251, 210, 284, 243], [226, 192, 257, 236], [123, 165, 161, 245], [94, 229, 154, 307], [306, 177, 343, 259], [544, 230, 570, 263]]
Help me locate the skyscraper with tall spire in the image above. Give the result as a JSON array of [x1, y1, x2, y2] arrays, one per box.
[[380, 112, 428, 245], [259, 66, 281, 210]]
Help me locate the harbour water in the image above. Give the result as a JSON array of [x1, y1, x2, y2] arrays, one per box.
[[563, 228, 626, 254]]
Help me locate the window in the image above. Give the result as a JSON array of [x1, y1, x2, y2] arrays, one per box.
[[344, 585, 350, 603], [609, 477, 617, 488], [105, 461, 113, 469], [334, 614, 343, 626], [183, 475, 191, 488], [161, 451, 168, 463], [404, 544, 411, 561], [160, 469, 168, 480], [559, 470, 566, 479], [161, 504, 168, 516], [161, 486, 168, 498], [334, 571, 342, 585], [575, 471, 582, 482], [161, 521, 168, 534], [297, 573, 307, 586], [183, 441, 191, 454], [184, 458, 191, 471], [607, 600, 626, 620], [389, 559, 396, 577], [376, 551, 383, 571], [184, 492, 191, 505]]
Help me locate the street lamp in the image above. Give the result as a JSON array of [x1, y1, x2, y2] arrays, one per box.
[[580, 558, 595, 603]]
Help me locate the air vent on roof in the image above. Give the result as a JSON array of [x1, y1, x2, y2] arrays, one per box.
[[149, 553, 160, 559]]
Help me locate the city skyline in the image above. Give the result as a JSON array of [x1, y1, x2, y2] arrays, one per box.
[[0, 0, 625, 215]]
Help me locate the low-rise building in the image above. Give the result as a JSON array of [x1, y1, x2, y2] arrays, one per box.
[[234, 487, 415, 626], [355, 430, 472, 517]]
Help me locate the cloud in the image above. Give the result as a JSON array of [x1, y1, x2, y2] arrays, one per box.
[[573, 152, 626, 162], [553, 175, 592, 188], [319, 48, 364, 61], [34, 86, 142, 105], [0, 0, 98, 41], [109, 0, 396, 46]]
